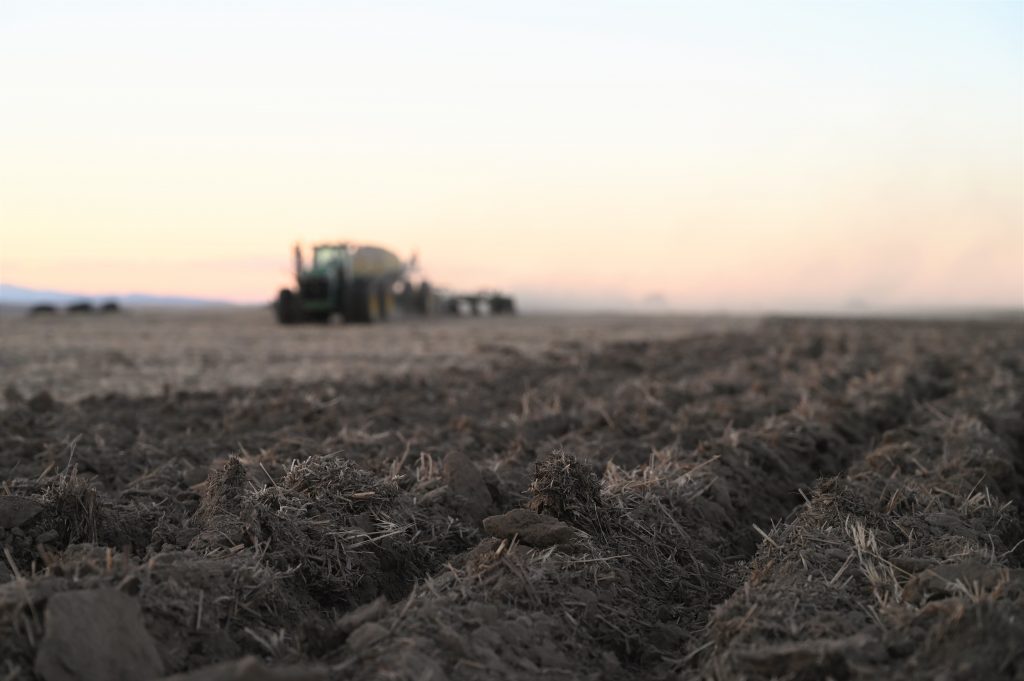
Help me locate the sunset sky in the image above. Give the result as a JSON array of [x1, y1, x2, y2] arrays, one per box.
[[1, 1, 1021, 310]]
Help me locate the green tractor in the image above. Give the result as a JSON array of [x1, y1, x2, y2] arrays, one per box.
[[276, 243, 421, 324]]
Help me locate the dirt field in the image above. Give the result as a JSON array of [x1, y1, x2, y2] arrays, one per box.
[[0, 308, 749, 404], [1, 311, 1022, 680]]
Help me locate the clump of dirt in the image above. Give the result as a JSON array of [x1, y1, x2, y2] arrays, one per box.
[[481, 508, 576, 548], [528, 450, 602, 524], [1, 466, 159, 574], [192, 457, 248, 527], [34, 588, 164, 681], [442, 451, 495, 527]]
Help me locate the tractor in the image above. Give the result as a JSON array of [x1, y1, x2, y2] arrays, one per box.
[[276, 243, 430, 324]]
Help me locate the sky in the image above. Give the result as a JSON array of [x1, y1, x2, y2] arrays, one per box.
[[1, 0, 1021, 311]]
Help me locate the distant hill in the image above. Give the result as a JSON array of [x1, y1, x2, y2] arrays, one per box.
[[0, 283, 235, 308]]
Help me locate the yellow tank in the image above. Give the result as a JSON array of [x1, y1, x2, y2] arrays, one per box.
[[352, 246, 404, 279]]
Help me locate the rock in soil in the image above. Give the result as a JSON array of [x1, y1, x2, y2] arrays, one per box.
[[34, 588, 164, 681], [482, 508, 576, 547], [0, 495, 43, 528], [158, 656, 328, 681]]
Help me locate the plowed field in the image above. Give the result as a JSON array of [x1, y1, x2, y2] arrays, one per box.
[[1, 312, 1021, 680]]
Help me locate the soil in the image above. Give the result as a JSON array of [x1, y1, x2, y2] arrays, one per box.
[[0, 315, 1022, 680], [0, 308, 749, 404]]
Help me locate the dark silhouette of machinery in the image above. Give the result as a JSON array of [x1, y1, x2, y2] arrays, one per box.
[[275, 242, 515, 324]]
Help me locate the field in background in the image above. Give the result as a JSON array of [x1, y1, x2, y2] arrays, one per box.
[[0, 307, 752, 404]]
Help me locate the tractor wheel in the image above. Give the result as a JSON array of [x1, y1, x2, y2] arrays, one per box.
[[378, 285, 396, 321], [350, 280, 381, 323], [276, 289, 301, 324], [366, 284, 382, 322]]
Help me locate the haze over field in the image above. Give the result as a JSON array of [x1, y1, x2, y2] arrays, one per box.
[[1, 1, 1021, 311]]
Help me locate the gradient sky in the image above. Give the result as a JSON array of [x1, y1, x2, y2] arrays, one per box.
[[1, 1, 1021, 310]]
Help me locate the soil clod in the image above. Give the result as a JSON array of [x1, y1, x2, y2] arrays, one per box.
[[527, 450, 601, 524], [34, 588, 164, 681], [482, 508, 577, 547], [442, 451, 492, 527], [0, 496, 43, 529]]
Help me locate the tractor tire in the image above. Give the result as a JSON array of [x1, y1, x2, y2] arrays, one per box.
[[350, 280, 382, 323], [378, 285, 396, 321], [276, 289, 301, 324]]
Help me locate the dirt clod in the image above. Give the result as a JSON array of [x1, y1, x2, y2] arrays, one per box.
[[0, 496, 43, 528], [347, 622, 390, 650], [336, 596, 389, 633], [442, 451, 492, 526], [34, 588, 164, 681], [482, 508, 577, 547], [528, 450, 601, 524]]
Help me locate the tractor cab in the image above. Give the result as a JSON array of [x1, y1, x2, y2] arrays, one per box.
[[289, 243, 355, 320], [310, 244, 352, 273]]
